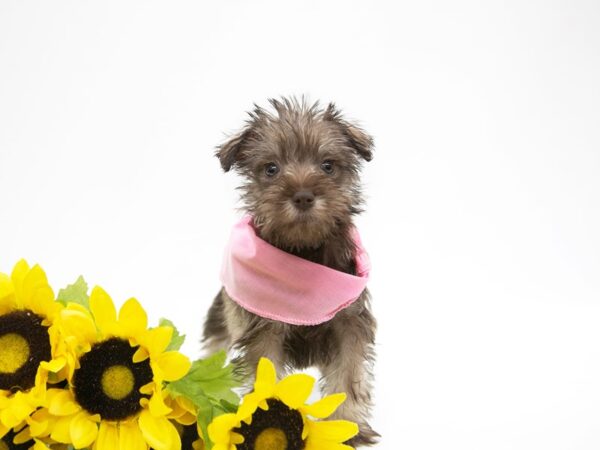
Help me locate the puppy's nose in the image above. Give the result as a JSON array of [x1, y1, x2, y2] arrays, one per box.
[[292, 190, 315, 211]]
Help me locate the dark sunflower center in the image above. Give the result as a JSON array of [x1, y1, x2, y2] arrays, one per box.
[[181, 424, 200, 450], [0, 310, 51, 392], [0, 429, 34, 450], [73, 337, 153, 421], [235, 399, 304, 450]]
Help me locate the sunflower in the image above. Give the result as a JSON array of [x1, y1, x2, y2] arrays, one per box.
[[27, 286, 192, 450], [165, 396, 204, 450], [0, 260, 67, 440], [208, 358, 358, 450], [0, 424, 65, 450]]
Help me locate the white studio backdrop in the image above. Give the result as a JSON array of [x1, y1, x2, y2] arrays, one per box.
[[1, 1, 599, 449]]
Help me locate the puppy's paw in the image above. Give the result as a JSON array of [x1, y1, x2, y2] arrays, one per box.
[[345, 422, 380, 447]]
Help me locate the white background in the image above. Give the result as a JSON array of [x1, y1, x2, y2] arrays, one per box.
[[1, 1, 599, 449]]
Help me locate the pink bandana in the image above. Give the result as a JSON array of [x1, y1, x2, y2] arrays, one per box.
[[220, 215, 370, 326]]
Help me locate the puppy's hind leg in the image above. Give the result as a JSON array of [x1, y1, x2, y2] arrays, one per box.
[[319, 307, 379, 447], [202, 289, 231, 354]]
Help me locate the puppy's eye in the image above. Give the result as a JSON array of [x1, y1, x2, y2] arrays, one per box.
[[264, 162, 279, 177], [321, 160, 334, 174]]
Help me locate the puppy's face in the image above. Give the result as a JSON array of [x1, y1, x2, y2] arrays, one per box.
[[217, 98, 373, 249]]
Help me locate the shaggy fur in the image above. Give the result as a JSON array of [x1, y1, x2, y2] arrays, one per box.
[[203, 97, 378, 446]]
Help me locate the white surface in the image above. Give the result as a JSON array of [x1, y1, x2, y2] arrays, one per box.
[[1, 1, 599, 449]]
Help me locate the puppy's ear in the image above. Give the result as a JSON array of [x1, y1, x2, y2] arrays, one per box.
[[324, 103, 374, 162], [215, 128, 253, 172]]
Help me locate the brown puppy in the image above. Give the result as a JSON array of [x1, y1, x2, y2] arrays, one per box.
[[203, 97, 378, 446]]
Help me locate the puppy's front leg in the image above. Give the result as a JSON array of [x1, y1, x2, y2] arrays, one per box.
[[223, 295, 287, 383], [202, 290, 232, 354], [320, 303, 379, 447]]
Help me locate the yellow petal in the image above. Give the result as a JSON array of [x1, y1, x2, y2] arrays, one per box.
[[89, 286, 117, 331], [33, 439, 51, 450], [230, 432, 244, 445], [60, 306, 97, 344], [138, 409, 177, 450], [133, 346, 149, 363], [119, 419, 147, 450], [27, 409, 53, 437], [140, 382, 155, 395], [212, 445, 232, 450], [305, 441, 354, 450], [14, 425, 32, 444], [302, 393, 347, 419], [0, 393, 35, 428], [11, 259, 31, 304], [27, 417, 47, 437], [28, 288, 56, 319], [118, 298, 148, 333], [40, 357, 66, 373], [207, 414, 240, 445], [255, 358, 277, 390], [236, 393, 260, 423], [173, 396, 196, 415], [140, 326, 172, 356], [156, 351, 191, 381], [167, 417, 182, 450], [49, 390, 80, 416], [93, 421, 119, 450], [305, 419, 359, 443], [175, 411, 197, 426], [22, 265, 54, 312], [166, 396, 197, 425], [11, 258, 30, 275], [50, 416, 72, 443], [0, 273, 17, 314], [253, 359, 277, 401], [274, 374, 314, 409], [258, 398, 269, 411], [70, 411, 99, 449], [148, 390, 172, 416], [14, 419, 28, 433], [23, 263, 48, 291]]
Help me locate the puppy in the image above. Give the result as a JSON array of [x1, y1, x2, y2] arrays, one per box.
[[203, 97, 378, 446]]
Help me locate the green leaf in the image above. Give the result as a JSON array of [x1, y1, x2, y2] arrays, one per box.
[[195, 396, 218, 450], [166, 351, 242, 450], [219, 398, 239, 414], [167, 352, 241, 406], [57, 276, 89, 308], [159, 318, 186, 351], [189, 352, 241, 404]]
